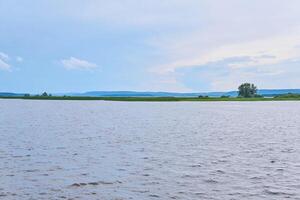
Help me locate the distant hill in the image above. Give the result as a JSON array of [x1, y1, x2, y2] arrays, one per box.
[[216, 89, 300, 97], [0, 92, 26, 97], [64, 91, 203, 97], [2, 89, 300, 98], [257, 89, 300, 97], [63, 89, 300, 97]]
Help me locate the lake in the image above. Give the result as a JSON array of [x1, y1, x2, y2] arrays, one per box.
[[1, 99, 300, 200]]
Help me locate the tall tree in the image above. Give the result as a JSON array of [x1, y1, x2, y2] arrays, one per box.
[[238, 83, 257, 98]]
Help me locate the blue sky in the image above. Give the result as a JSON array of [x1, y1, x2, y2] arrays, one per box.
[[1, 0, 300, 93]]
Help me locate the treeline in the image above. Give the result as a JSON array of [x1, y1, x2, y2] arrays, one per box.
[[24, 92, 52, 97], [20, 84, 300, 99], [274, 93, 300, 98]]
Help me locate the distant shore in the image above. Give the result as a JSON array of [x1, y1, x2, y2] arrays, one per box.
[[1, 96, 300, 101]]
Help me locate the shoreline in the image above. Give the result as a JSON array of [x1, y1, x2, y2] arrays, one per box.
[[1, 96, 300, 102]]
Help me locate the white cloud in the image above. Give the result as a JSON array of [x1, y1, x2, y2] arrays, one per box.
[[61, 57, 98, 70], [2, 0, 300, 90], [151, 32, 300, 74], [0, 52, 9, 61], [0, 52, 11, 71], [141, 0, 300, 91], [0, 58, 11, 71], [57, 0, 300, 90], [148, 29, 300, 91], [206, 62, 300, 91]]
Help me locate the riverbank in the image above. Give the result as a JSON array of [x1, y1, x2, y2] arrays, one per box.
[[1, 96, 300, 101]]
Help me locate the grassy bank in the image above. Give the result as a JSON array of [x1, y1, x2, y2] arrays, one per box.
[[1, 96, 300, 101]]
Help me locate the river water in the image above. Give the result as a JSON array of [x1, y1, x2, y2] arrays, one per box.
[[1, 99, 300, 200]]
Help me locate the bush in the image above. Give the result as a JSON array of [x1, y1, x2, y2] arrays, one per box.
[[198, 95, 209, 98], [220, 95, 229, 98]]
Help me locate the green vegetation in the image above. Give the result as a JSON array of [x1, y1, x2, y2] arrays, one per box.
[[220, 95, 230, 98], [238, 83, 258, 98], [1, 85, 300, 101], [274, 93, 300, 98], [41, 92, 52, 97], [1, 95, 300, 101]]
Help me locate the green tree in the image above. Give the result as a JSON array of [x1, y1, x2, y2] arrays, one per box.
[[198, 95, 208, 98], [42, 92, 48, 96], [238, 83, 257, 98]]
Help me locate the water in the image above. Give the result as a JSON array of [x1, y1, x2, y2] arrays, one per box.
[[1, 99, 300, 200]]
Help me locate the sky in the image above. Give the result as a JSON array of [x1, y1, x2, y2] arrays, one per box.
[[1, 0, 300, 93]]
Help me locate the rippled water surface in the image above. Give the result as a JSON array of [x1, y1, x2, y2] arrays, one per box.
[[1, 100, 300, 200]]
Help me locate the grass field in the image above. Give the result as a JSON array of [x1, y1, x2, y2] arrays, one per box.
[[1, 96, 300, 101]]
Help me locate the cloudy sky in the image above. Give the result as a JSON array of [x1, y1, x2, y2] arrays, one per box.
[[1, 0, 300, 93]]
